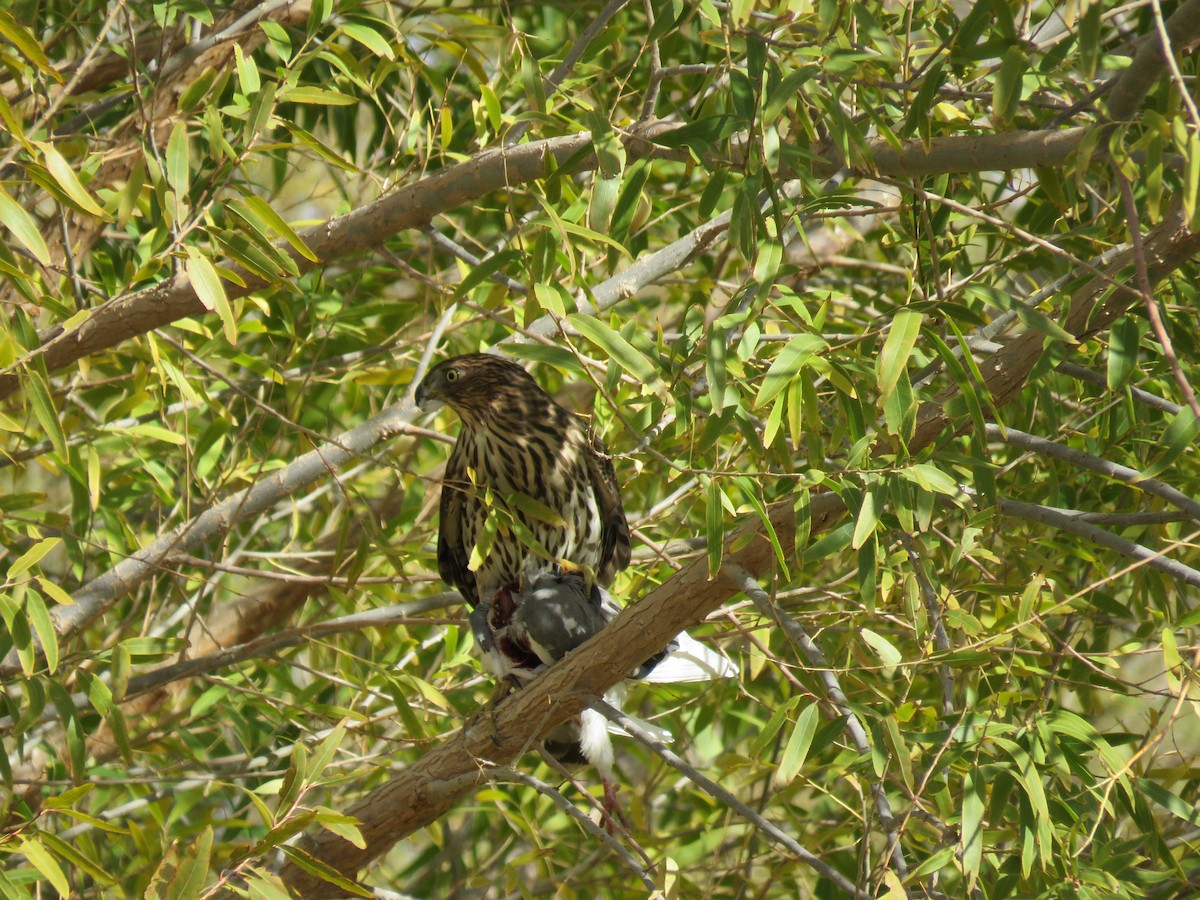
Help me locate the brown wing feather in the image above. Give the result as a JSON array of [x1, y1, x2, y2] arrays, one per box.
[[585, 429, 631, 586], [437, 449, 479, 606]]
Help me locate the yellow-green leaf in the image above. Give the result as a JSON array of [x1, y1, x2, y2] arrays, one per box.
[[24, 590, 58, 673], [568, 314, 658, 385], [167, 122, 190, 199], [19, 837, 70, 896], [0, 185, 51, 264], [38, 142, 108, 218], [281, 86, 357, 106], [877, 309, 922, 402], [773, 702, 818, 789], [239, 194, 318, 261], [8, 537, 60, 578], [755, 334, 825, 408], [185, 246, 237, 343], [0, 11, 55, 74], [23, 365, 67, 456]]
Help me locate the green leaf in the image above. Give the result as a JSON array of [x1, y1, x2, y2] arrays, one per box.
[[23, 364, 67, 457], [851, 482, 881, 550], [19, 837, 70, 897], [184, 246, 237, 343], [38, 142, 108, 218], [962, 768, 986, 889], [166, 828, 212, 900], [1138, 778, 1200, 827], [24, 590, 58, 673], [1138, 408, 1199, 481], [238, 194, 319, 262], [707, 323, 728, 413], [234, 43, 261, 96], [568, 314, 658, 385], [313, 808, 366, 849], [755, 334, 826, 408], [282, 86, 358, 106], [280, 846, 373, 897], [166, 121, 190, 200], [8, 536, 60, 578], [0, 185, 51, 264], [705, 477, 724, 577], [773, 702, 818, 788], [993, 45, 1027, 127], [859, 627, 901, 678], [506, 492, 566, 528], [877, 309, 922, 402], [341, 20, 396, 60], [0, 11, 55, 73]]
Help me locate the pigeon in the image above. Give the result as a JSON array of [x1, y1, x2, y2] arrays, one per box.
[[469, 568, 737, 816]]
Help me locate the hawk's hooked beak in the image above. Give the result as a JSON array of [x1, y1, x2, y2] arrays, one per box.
[[414, 377, 443, 412]]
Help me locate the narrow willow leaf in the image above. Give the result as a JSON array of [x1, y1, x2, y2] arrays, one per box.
[[755, 333, 825, 408], [589, 173, 620, 234], [19, 838, 70, 897], [234, 43, 260, 95], [314, 808, 367, 849], [705, 478, 724, 577], [1138, 777, 1200, 827], [992, 45, 1026, 127], [7, 537, 60, 578], [23, 365, 67, 457], [0, 186, 51, 264], [240, 195, 319, 262], [1186, 131, 1200, 227], [0, 11, 54, 72], [568, 314, 657, 385], [851, 482, 881, 550], [962, 768, 986, 889], [282, 86, 357, 106], [877, 309, 922, 402], [38, 143, 108, 218], [308, 726, 346, 783], [166, 122, 190, 200], [24, 590, 58, 673], [184, 246, 237, 343], [1107, 306, 1148, 376], [506, 492, 567, 527], [773, 702, 818, 789], [707, 324, 727, 414], [280, 845, 373, 897], [860, 627, 901, 678], [1139, 408, 1199, 481], [166, 827, 212, 900]]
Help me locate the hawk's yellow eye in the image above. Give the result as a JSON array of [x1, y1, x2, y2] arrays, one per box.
[[445, 368, 461, 383]]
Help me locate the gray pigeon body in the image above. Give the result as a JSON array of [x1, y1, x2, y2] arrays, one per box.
[[469, 568, 736, 787]]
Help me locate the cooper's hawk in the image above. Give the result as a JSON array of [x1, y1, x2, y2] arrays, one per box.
[[414, 353, 630, 608]]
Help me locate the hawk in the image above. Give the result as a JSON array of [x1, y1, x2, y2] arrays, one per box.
[[414, 353, 630, 608]]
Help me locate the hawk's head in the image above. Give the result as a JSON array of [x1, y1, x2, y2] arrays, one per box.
[[414, 353, 539, 423]]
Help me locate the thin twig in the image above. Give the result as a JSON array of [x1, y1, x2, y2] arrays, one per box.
[[985, 423, 1200, 523], [485, 767, 657, 889], [590, 698, 871, 900], [722, 564, 911, 886], [899, 535, 955, 718]]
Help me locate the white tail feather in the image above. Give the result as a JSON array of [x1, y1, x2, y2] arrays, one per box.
[[639, 631, 738, 683]]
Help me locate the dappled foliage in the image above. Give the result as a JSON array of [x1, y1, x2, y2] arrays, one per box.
[[1, 0, 1200, 897]]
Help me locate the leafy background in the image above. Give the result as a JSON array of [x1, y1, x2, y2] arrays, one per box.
[[1, 0, 1200, 897]]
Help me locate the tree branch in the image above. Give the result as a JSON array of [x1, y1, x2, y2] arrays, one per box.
[[274, 492, 845, 897], [985, 424, 1200, 524]]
